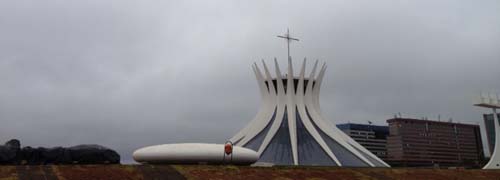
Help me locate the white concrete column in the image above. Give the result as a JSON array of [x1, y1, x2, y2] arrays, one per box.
[[484, 108, 500, 169]]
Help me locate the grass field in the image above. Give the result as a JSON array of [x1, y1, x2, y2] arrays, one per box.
[[0, 165, 499, 180]]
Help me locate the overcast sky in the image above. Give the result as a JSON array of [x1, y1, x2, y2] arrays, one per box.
[[0, 0, 499, 162]]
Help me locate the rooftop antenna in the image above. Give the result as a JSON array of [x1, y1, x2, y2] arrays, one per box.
[[277, 28, 299, 60], [480, 91, 486, 104], [489, 92, 494, 104], [497, 93, 500, 104]]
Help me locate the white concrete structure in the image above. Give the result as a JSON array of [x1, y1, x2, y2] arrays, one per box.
[[475, 92, 500, 169], [133, 143, 258, 165], [230, 58, 390, 167]]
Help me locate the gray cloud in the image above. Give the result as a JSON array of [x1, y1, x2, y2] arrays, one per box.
[[0, 0, 499, 162]]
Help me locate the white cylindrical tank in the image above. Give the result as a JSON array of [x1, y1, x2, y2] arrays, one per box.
[[133, 143, 258, 165]]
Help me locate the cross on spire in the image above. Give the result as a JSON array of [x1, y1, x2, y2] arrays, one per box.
[[277, 28, 299, 60]]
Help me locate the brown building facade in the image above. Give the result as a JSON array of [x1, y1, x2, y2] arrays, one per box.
[[386, 118, 484, 167]]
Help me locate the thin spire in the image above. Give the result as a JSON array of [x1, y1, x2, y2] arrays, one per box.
[[277, 28, 299, 60]]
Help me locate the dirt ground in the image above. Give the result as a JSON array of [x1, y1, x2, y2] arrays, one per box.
[[174, 165, 500, 180], [0, 165, 499, 180]]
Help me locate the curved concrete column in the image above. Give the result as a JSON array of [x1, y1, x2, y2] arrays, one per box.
[[231, 58, 390, 167]]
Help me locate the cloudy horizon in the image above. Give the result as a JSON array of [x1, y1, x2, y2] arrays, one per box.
[[0, 0, 499, 162]]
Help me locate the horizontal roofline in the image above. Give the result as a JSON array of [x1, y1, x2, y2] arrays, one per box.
[[386, 118, 479, 127]]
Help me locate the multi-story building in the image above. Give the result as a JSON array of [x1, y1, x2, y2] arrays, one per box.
[[337, 123, 389, 160], [483, 113, 500, 154], [386, 118, 484, 167]]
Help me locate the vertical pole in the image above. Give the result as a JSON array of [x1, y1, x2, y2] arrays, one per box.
[[287, 38, 290, 60], [277, 28, 298, 61], [497, 93, 500, 104], [287, 28, 290, 60]]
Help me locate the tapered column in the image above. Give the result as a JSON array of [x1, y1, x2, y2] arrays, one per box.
[[286, 58, 299, 165], [484, 108, 500, 169]]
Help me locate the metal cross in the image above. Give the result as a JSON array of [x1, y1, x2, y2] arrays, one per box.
[[277, 28, 299, 59]]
